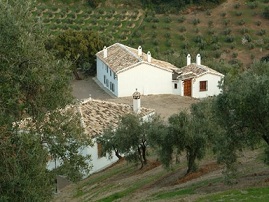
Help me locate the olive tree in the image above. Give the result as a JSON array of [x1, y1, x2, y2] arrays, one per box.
[[212, 61, 269, 178], [0, 0, 91, 200]]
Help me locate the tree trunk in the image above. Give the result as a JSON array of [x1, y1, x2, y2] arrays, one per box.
[[138, 146, 144, 169], [73, 70, 81, 80], [186, 147, 197, 174], [141, 144, 147, 165], [115, 150, 122, 160]]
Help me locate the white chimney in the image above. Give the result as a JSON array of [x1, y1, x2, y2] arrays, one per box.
[[196, 54, 201, 65], [147, 51, 151, 63], [138, 46, 142, 56], [103, 46, 107, 58], [187, 54, 191, 65], [132, 89, 141, 114]]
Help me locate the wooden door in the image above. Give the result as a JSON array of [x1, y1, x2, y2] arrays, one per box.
[[184, 79, 192, 97]]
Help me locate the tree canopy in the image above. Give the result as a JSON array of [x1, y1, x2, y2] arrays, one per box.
[[97, 114, 163, 168], [46, 30, 104, 79], [0, 0, 91, 200], [212, 61, 269, 171]]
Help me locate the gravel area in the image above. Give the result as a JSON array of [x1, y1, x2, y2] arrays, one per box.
[[72, 77, 198, 119]]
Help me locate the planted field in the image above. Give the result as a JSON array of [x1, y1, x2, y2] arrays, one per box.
[[33, 0, 269, 67]]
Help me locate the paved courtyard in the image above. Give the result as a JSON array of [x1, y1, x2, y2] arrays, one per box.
[[72, 77, 198, 120]]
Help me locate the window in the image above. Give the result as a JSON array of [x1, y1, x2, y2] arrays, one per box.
[[97, 143, 102, 158], [174, 83, 178, 89], [110, 70, 112, 76], [106, 66, 108, 73], [200, 81, 207, 91], [110, 82, 115, 92], [106, 79, 109, 87], [103, 75, 106, 84], [111, 83, 115, 92]]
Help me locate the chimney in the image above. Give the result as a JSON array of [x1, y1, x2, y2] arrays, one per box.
[[138, 46, 142, 56], [132, 89, 141, 114], [196, 54, 201, 65], [103, 46, 107, 58], [147, 51, 151, 63], [187, 54, 191, 65]]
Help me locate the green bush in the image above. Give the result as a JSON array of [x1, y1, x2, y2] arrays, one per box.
[[225, 35, 234, 43], [178, 26, 186, 32], [256, 29, 266, 36], [192, 18, 200, 25], [177, 16, 185, 23], [263, 6, 269, 19], [234, 3, 240, 9], [235, 11, 242, 16], [247, 2, 258, 9]]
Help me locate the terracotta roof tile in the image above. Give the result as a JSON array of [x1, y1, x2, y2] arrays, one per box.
[[79, 99, 154, 137], [176, 63, 224, 79], [96, 43, 177, 74], [16, 99, 154, 138]]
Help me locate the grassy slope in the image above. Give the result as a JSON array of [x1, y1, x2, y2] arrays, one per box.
[[53, 148, 269, 202], [34, 0, 269, 70]]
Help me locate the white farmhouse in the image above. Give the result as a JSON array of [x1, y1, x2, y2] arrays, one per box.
[[77, 97, 154, 174], [96, 43, 224, 99], [96, 43, 179, 97], [175, 54, 224, 98]]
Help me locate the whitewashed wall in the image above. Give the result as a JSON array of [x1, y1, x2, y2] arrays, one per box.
[[96, 58, 119, 96], [47, 138, 119, 177], [172, 80, 182, 95], [192, 73, 223, 98], [117, 63, 173, 97], [80, 138, 119, 174]]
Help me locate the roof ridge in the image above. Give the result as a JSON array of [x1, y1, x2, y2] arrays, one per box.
[[118, 43, 143, 62]]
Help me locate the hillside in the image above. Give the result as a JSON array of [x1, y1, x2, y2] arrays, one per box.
[[33, 0, 269, 70], [53, 148, 269, 201]]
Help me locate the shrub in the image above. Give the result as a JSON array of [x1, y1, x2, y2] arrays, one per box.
[[247, 2, 258, 9], [207, 30, 215, 35], [145, 16, 153, 22], [164, 33, 171, 38], [164, 16, 172, 23], [223, 28, 231, 35], [212, 43, 220, 50], [234, 3, 240, 9], [206, 10, 211, 16], [223, 19, 230, 26], [153, 39, 158, 45], [208, 20, 213, 27], [192, 18, 200, 25], [153, 17, 159, 23], [178, 26, 186, 32], [232, 52, 238, 58], [177, 16, 185, 23], [256, 29, 266, 36], [238, 19, 245, 25], [193, 35, 203, 43], [152, 24, 157, 29], [263, 6, 269, 19], [240, 28, 249, 34], [220, 12, 226, 17], [225, 35, 234, 43], [213, 50, 221, 58], [235, 11, 242, 16], [255, 21, 261, 26], [248, 42, 255, 50], [165, 40, 171, 47]]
